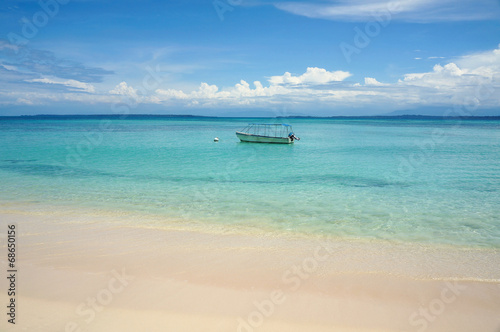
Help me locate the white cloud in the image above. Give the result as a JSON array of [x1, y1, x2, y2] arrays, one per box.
[[0, 40, 19, 52], [364, 77, 388, 86], [5, 45, 500, 115], [391, 47, 500, 107], [269, 67, 352, 85], [16, 98, 34, 105], [28, 77, 96, 93], [274, 0, 500, 23], [401, 63, 464, 88], [191, 82, 220, 99], [1, 63, 17, 71], [151, 68, 359, 109], [455, 44, 500, 76], [155, 79, 290, 106], [155, 88, 188, 99], [109, 81, 137, 98], [0, 90, 122, 107]]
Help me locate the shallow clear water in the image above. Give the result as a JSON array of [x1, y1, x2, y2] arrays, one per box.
[[0, 116, 499, 247]]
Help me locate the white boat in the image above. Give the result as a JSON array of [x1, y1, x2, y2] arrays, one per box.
[[236, 123, 300, 144]]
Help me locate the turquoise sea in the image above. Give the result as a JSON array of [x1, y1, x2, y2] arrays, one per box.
[[0, 116, 499, 248]]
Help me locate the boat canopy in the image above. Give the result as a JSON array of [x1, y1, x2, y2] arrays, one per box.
[[238, 123, 294, 138]]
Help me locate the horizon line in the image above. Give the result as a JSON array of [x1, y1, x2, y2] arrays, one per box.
[[1, 114, 500, 120]]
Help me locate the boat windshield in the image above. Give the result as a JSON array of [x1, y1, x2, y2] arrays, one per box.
[[239, 124, 293, 138]]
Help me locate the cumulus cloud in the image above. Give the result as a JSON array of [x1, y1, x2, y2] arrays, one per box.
[[3, 45, 500, 114], [401, 45, 500, 90], [364, 77, 388, 86], [269, 67, 352, 85], [155, 79, 290, 105], [455, 45, 500, 77], [109, 82, 138, 98], [155, 88, 188, 99], [401, 63, 464, 87], [167, 46, 498, 110], [387, 46, 500, 108], [191, 82, 220, 99], [151, 67, 373, 109]]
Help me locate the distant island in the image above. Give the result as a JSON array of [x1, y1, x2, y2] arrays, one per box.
[[1, 114, 499, 120]]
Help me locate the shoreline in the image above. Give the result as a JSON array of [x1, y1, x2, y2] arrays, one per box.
[[1, 208, 500, 331], [1, 200, 499, 251]]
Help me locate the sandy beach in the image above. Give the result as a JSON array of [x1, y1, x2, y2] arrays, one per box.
[[1, 206, 499, 332], [2, 0, 500, 327]]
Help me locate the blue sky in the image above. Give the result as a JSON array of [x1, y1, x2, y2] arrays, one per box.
[[1, 0, 500, 116]]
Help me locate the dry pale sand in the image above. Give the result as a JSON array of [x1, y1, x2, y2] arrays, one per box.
[[0, 207, 499, 332]]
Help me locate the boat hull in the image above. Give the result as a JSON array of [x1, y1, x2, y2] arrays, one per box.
[[236, 132, 293, 144]]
